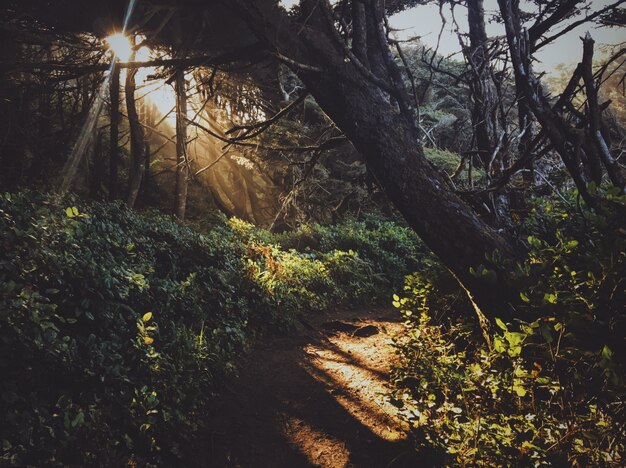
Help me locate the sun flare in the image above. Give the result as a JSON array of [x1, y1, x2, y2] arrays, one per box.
[[106, 33, 133, 62]]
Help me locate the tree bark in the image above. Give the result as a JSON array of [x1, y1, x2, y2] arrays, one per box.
[[581, 33, 626, 190], [174, 71, 189, 221], [466, 0, 497, 170], [108, 61, 120, 201], [89, 131, 104, 198], [497, 0, 595, 206], [125, 52, 147, 208]]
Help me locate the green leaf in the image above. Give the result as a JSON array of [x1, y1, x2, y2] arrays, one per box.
[[495, 317, 508, 331], [544, 293, 557, 304], [601, 345, 613, 360], [65, 207, 74, 218], [493, 336, 506, 353], [519, 292, 530, 303], [513, 384, 527, 397], [527, 235, 541, 247], [142, 312, 153, 322], [508, 345, 522, 357], [588, 181, 598, 196], [505, 332, 524, 347]]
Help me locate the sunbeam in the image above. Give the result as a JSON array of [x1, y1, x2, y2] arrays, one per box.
[[59, 0, 139, 194]]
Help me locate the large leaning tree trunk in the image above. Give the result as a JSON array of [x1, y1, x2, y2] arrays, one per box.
[[229, 0, 522, 320]]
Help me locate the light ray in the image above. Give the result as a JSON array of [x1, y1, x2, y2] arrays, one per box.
[[59, 0, 139, 194]]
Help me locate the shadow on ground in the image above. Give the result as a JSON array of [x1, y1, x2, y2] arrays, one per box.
[[192, 308, 420, 468]]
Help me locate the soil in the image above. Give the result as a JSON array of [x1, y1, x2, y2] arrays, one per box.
[[196, 308, 419, 467]]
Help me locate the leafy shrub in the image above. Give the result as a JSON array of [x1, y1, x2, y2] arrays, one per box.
[[1, 192, 425, 465], [425, 147, 486, 184], [0, 192, 267, 466], [229, 215, 427, 309], [391, 190, 626, 466]]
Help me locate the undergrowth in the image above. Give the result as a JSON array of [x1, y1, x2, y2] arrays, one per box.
[[0, 191, 422, 466], [390, 190, 626, 466]]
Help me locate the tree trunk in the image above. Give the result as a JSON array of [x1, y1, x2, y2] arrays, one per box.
[[230, 0, 522, 319], [125, 51, 147, 208], [581, 34, 626, 190], [174, 71, 189, 221], [465, 0, 513, 223], [466, 0, 497, 170], [89, 131, 104, 198], [141, 102, 156, 204], [497, 0, 595, 206], [108, 61, 120, 201]]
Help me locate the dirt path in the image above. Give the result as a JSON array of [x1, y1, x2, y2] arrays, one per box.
[[198, 308, 418, 467]]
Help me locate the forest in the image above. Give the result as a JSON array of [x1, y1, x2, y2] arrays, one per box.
[[0, 0, 625, 466]]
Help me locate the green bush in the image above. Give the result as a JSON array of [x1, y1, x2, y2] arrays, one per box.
[[229, 215, 427, 308], [0, 192, 266, 465], [425, 147, 485, 184], [391, 190, 626, 466], [1, 192, 425, 465]]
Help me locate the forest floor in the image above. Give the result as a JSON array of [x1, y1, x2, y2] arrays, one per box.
[[198, 307, 419, 467]]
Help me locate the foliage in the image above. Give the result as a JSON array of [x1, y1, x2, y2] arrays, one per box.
[[0, 192, 256, 466], [391, 190, 626, 466], [229, 215, 427, 310], [0, 191, 424, 466], [425, 147, 486, 185]]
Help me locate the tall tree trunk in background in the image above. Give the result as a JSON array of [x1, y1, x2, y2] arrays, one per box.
[[581, 34, 626, 189], [466, 0, 497, 170], [497, 0, 595, 206], [108, 61, 120, 200], [230, 0, 522, 320], [507, 1, 537, 187], [125, 50, 147, 208], [517, 92, 536, 185], [30, 47, 52, 182], [174, 71, 189, 221], [141, 102, 155, 203], [465, 0, 512, 223], [89, 131, 104, 198]]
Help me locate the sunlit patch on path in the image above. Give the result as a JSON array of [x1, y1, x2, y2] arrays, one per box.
[[201, 308, 417, 467]]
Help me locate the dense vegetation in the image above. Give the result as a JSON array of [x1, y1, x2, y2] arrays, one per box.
[[391, 190, 626, 466], [2, 0, 626, 465], [0, 191, 423, 465]]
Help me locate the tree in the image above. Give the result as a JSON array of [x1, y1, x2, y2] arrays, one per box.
[[227, 0, 521, 319], [125, 48, 148, 208], [9, 0, 624, 320], [109, 60, 121, 201], [497, 0, 626, 207], [175, 71, 189, 221]]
